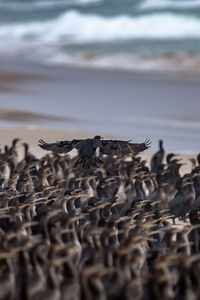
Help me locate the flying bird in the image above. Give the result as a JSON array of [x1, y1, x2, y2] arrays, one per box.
[[38, 136, 150, 171]]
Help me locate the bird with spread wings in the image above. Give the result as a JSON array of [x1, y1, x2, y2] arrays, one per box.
[[38, 135, 151, 168]]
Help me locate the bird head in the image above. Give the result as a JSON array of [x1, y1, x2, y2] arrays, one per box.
[[94, 135, 102, 140]]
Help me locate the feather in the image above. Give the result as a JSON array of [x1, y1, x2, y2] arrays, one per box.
[[38, 139, 82, 154], [100, 138, 151, 156]]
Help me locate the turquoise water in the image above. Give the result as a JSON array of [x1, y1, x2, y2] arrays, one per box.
[[1, 0, 200, 71]]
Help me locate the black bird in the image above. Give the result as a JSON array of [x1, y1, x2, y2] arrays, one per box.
[[151, 139, 165, 173], [38, 136, 151, 168]]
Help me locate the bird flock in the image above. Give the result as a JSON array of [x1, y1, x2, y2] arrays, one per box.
[[0, 137, 199, 300]]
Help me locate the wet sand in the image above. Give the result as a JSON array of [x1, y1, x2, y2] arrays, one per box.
[[0, 70, 43, 93]]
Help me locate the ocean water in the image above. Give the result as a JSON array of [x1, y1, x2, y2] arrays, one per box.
[[1, 0, 200, 73]]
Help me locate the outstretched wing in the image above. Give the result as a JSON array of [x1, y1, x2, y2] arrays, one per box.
[[100, 138, 151, 156], [38, 139, 82, 154]]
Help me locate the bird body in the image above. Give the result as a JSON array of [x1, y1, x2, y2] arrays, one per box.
[[79, 139, 97, 158]]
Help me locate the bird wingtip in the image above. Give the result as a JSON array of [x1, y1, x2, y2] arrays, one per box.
[[144, 138, 151, 148]]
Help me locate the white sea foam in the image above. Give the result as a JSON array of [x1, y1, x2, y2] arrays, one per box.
[[1, 10, 200, 45]]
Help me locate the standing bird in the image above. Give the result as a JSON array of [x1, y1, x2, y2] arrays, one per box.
[[169, 177, 195, 224], [38, 136, 151, 170], [151, 139, 165, 173]]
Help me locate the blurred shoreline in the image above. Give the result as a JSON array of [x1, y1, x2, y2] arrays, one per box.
[[2, 53, 200, 80]]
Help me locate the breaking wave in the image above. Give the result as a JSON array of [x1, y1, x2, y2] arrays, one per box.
[[1, 10, 200, 45]]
